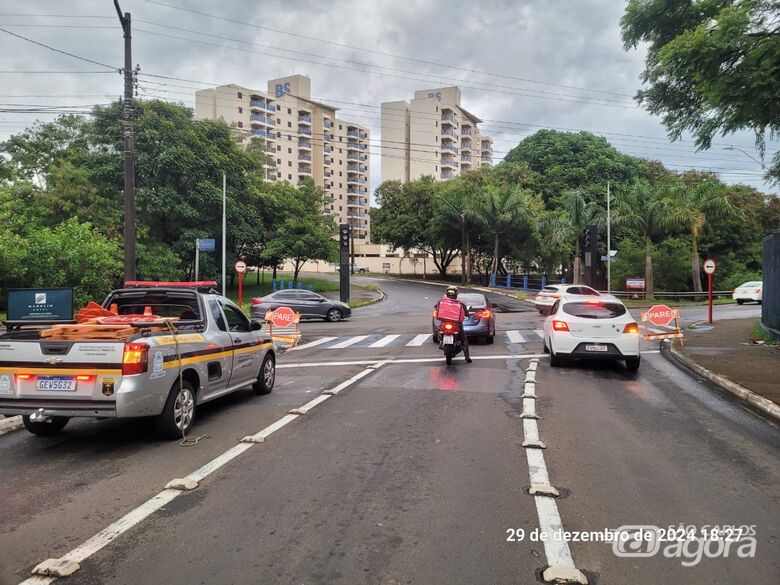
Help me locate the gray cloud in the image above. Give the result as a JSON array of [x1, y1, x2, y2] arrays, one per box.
[[0, 0, 775, 193]]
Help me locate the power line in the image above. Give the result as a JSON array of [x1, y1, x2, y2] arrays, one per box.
[[142, 0, 634, 99], [0, 28, 119, 70]]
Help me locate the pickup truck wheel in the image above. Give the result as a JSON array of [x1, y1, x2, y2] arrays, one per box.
[[253, 353, 275, 395], [22, 415, 69, 436], [156, 380, 196, 440], [326, 308, 342, 322]]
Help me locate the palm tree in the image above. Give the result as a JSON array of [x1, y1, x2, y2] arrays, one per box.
[[544, 189, 600, 284], [470, 183, 536, 284], [665, 179, 735, 293], [617, 180, 676, 299]]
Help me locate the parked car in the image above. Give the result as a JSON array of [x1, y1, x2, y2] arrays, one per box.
[[534, 284, 600, 314], [333, 264, 369, 274], [250, 289, 351, 322], [732, 281, 762, 305], [432, 292, 496, 344], [543, 295, 640, 371]]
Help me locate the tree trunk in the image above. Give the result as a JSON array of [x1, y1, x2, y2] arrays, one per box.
[[490, 235, 500, 281], [645, 236, 654, 300], [691, 236, 702, 294], [293, 261, 302, 283], [272, 265, 277, 280]]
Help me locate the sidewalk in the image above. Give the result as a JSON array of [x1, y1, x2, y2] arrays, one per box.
[[671, 318, 780, 416]]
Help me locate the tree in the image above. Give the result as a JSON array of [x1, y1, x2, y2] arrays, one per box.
[[542, 189, 601, 283], [665, 177, 735, 292], [617, 179, 677, 298], [621, 0, 780, 183], [469, 183, 537, 283], [263, 179, 338, 281]]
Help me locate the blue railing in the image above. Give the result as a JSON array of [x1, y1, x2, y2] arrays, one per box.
[[250, 113, 266, 123], [250, 100, 264, 108], [266, 103, 276, 113], [299, 140, 312, 148], [489, 274, 566, 290], [272, 279, 314, 292], [324, 134, 333, 141], [324, 146, 333, 153], [298, 128, 312, 136], [251, 130, 267, 137], [298, 114, 312, 123], [347, 129, 360, 137]]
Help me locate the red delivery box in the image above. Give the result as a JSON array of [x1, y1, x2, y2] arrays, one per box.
[[437, 297, 465, 321]]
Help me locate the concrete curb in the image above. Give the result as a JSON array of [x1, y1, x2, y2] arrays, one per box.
[[664, 342, 780, 422], [0, 415, 23, 436]]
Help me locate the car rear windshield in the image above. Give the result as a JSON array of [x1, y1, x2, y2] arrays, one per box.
[[741, 282, 761, 287], [458, 294, 486, 307], [106, 290, 201, 320], [541, 287, 559, 293], [562, 301, 626, 319]]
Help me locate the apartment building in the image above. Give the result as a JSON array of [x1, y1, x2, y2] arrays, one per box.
[[380, 86, 492, 183], [195, 75, 370, 241]]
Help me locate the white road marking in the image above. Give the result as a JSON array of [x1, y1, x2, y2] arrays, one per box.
[[534, 329, 544, 338], [406, 333, 431, 346], [525, 370, 536, 383], [507, 330, 526, 344], [278, 354, 548, 368], [18, 364, 386, 585], [520, 358, 588, 582], [291, 337, 337, 351], [368, 334, 400, 348], [327, 335, 369, 349]]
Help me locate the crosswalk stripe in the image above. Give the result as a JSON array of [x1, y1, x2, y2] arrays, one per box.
[[327, 335, 370, 349], [534, 329, 544, 338], [406, 334, 432, 346], [368, 334, 401, 348], [507, 330, 526, 344], [291, 336, 338, 351]]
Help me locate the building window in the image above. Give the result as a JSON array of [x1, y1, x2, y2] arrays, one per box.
[[287, 121, 291, 128], [435, 121, 438, 127], [277, 132, 281, 138], [277, 158, 281, 164], [238, 107, 243, 113], [277, 118, 280, 124], [277, 172, 281, 178], [436, 106, 439, 112], [288, 174, 292, 180], [238, 92, 242, 99], [288, 161, 292, 167], [287, 108, 292, 114], [339, 171, 342, 177], [288, 148, 292, 154], [237, 121, 243, 128], [276, 105, 280, 111], [277, 145, 281, 151], [339, 206, 342, 211], [339, 124, 343, 130], [339, 183, 342, 188]]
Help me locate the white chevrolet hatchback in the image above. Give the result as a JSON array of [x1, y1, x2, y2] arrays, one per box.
[[543, 295, 641, 371]]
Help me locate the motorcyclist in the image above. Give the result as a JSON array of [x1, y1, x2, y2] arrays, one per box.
[[435, 286, 472, 363]]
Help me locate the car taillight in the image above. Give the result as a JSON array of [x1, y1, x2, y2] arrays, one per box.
[[552, 320, 569, 332], [122, 343, 149, 376], [755, 288, 761, 293], [474, 310, 492, 319], [251, 299, 263, 306], [552, 293, 560, 298], [585, 299, 601, 305], [623, 322, 639, 334], [15, 373, 32, 381], [76, 375, 94, 382], [442, 322, 456, 332]]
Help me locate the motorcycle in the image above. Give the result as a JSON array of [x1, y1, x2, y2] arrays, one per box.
[[438, 320, 463, 365]]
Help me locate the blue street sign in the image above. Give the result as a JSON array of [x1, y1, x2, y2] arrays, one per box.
[[198, 238, 215, 252]]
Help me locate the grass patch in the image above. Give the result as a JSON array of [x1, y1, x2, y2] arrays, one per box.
[[225, 272, 339, 304], [348, 298, 380, 309], [750, 320, 778, 345], [362, 283, 380, 292], [512, 292, 530, 301]]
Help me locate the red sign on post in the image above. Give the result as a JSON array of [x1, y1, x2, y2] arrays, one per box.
[[270, 306, 296, 328], [234, 260, 247, 308], [646, 304, 675, 327]]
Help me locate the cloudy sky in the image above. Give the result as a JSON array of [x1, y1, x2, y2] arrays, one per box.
[[0, 0, 776, 195]]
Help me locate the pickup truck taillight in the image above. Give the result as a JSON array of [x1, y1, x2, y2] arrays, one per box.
[[122, 343, 149, 375]]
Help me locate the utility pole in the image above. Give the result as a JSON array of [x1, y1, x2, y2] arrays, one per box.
[[607, 181, 611, 294], [114, 0, 136, 281], [222, 172, 227, 296], [350, 221, 355, 275]]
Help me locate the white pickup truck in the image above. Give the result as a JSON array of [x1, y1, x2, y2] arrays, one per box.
[[0, 282, 276, 438]]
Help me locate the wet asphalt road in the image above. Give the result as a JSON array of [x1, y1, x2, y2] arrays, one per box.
[[0, 277, 777, 585]]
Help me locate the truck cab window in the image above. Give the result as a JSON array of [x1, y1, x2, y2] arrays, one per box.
[[221, 303, 250, 333], [209, 300, 227, 332]]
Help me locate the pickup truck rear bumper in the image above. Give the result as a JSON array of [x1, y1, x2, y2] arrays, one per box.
[[0, 398, 116, 418]]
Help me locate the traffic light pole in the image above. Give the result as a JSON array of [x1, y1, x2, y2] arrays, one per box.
[[339, 224, 350, 303]]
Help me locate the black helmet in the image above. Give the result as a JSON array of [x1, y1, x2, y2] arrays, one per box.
[[445, 286, 459, 299]]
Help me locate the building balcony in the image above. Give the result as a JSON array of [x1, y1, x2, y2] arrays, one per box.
[[324, 120, 332, 129], [298, 113, 312, 124], [324, 145, 333, 153], [462, 154, 472, 162], [250, 99, 265, 108], [299, 154, 312, 162], [266, 103, 276, 113], [441, 114, 455, 125], [347, 153, 360, 161], [324, 170, 333, 178], [441, 143, 458, 153], [324, 133, 333, 142], [460, 142, 472, 152], [461, 128, 472, 136], [298, 139, 312, 149], [347, 141, 359, 151], [441, 158, 458, 168], [347, 187, 367, 195], [298, 127, 312, 136], [251, 129, 268, 138], [347, 129, 360, 137], [441, 171, 455, 179], [324, 158, 333, 166], [359, 131, 368, 139], [250, 113, 267, 123], [298, 165, 312, 174]]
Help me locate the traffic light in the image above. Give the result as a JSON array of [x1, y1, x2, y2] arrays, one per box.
[[340, 224, 351, 250], [584, 229, 592, 249]]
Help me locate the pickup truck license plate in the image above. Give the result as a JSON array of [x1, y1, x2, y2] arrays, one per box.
[[35, 376, 76, 391], [443, 334, 454, 344], [585, 344, 608, 352]]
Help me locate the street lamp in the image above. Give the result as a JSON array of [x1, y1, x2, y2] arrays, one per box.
[[435, 195, 468, 284], [724, 145, 765, 169]]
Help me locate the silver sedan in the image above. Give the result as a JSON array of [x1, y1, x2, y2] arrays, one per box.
[[250, 290, 352, 322]]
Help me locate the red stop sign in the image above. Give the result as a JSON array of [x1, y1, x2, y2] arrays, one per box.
[[270, 306, 296, 328], [646, 304, 675, 327]]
